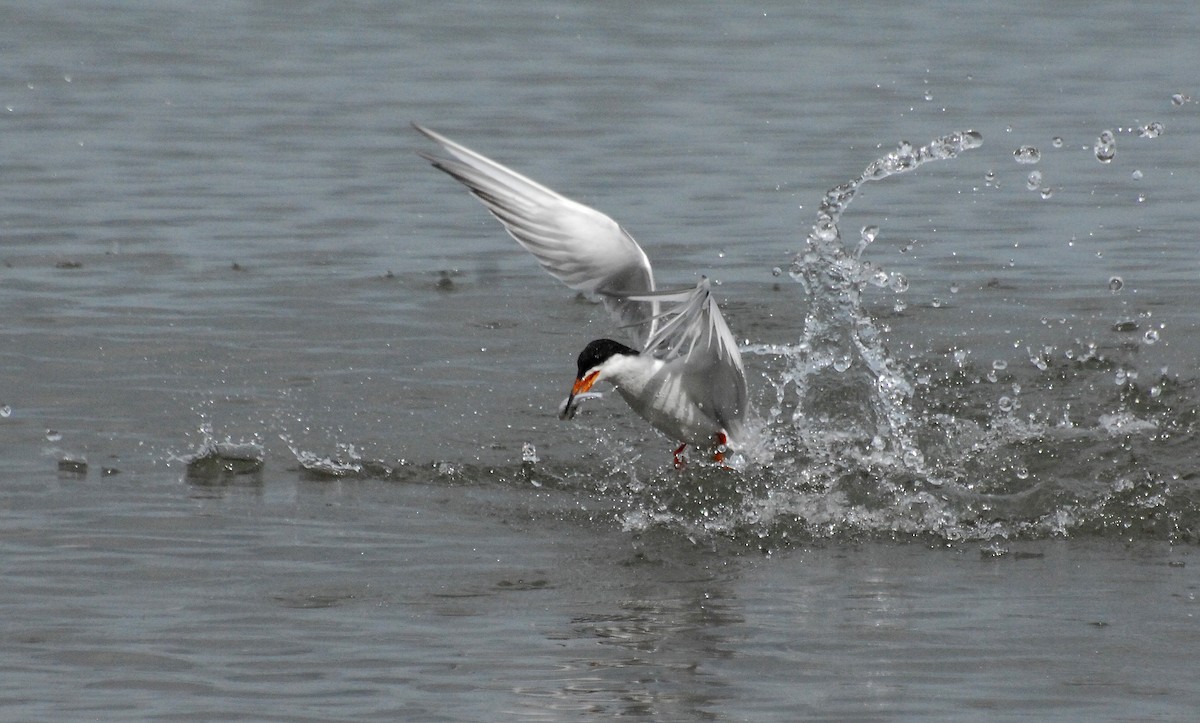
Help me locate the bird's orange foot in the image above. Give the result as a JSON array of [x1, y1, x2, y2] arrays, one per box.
[[673, 443, 688, 469], [711, 431, 730, 467]]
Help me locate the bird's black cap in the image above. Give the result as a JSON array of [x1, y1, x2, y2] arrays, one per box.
[[575, 338, 638, 378]]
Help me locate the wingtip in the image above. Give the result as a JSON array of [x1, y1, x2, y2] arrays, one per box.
[[414, 123, 460, 149]]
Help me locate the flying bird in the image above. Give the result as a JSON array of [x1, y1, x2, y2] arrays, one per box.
[[415, 124, 748, 467]]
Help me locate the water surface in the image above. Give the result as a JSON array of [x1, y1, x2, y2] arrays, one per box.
[[3, 1, 1199, 718]]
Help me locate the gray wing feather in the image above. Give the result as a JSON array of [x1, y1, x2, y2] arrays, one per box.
[[622, 278, 747, 433]]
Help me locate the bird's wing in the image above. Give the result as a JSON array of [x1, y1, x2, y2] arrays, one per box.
[[622, 278, 747, 434], [415, 124, 657, 339]]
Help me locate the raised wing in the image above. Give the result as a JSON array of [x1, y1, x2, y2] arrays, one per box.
[[414, 124, 657, 339], [623, 278, 747, 434]]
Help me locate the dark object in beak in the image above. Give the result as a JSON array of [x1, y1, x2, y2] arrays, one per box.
[[559, 371, 601, 420]]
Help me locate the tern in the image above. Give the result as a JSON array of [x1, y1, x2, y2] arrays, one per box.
[[415, 124, 748, 467]]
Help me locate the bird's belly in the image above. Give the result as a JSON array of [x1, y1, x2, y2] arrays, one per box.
[[615, 377, 720, 447]]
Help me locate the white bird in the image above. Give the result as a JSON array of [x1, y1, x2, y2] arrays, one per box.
[[415, 124, 748, 467]]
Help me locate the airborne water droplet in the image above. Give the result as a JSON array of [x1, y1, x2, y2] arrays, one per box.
[[771, 266, 782, 277], [1131, 169, 1144, 180], [1094, 130, 1116, 163], [1026, 170, 1043, 191], [1143, 329, 1160, 345], [1108, 276, 1123, 292], [1138, 121, 1164, 138], [1013, 146, 1041, 164], [0, 405, 10, 418], [1051, 136, 1064, 148], [1039, 187, 1053, 200]]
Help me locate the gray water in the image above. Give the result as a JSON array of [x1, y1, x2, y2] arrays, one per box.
[[3, 1, 1200, 719]]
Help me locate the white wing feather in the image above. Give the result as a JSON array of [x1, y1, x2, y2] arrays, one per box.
[[415, 124, 657, 337]]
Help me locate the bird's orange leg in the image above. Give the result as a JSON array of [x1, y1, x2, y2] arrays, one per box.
[[673, 443, 688, 469], [711, 431, 729, 465]]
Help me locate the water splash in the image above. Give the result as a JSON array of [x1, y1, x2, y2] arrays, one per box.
[[767, 130, 983, 486], [173, 423, 265, 482], [252, 125, 1199, 546]]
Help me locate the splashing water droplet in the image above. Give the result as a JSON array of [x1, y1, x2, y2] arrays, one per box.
[[1138, 121, 1164, 138], [1131, 169, 1143, 180], [1108, 276, 1124, 292], [1143, 329, 1160, 345], [1171, 93, 1190, 106], [998, 396, 1014, 412], [1094, 130, 1116, 163], [860, 225, 879, 244], [1013, 146, 1041, 164], [1051, 136, 1064, 148], [992, 359, 1008, 371], [0, 405, 10, 418], [1015, 467, 1030, 480], [1039, 187, 1053, 200], [888, 273, 909, 293], [984, 169, 996, 186], [771, 266, 782, 277], [521, 441, 539, 464], [1026, 170, 1043, 191], [46, 429, 62, 442], [814, 220, 838, 242], [949, 283, 960, 294], [833, 355, 852, 372]]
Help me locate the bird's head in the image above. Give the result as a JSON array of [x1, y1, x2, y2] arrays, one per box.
[[558, 338, 639, 420]]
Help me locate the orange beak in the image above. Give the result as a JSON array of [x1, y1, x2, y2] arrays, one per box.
[[572, 370, 600, 396], [560, 370, 600, 420]]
